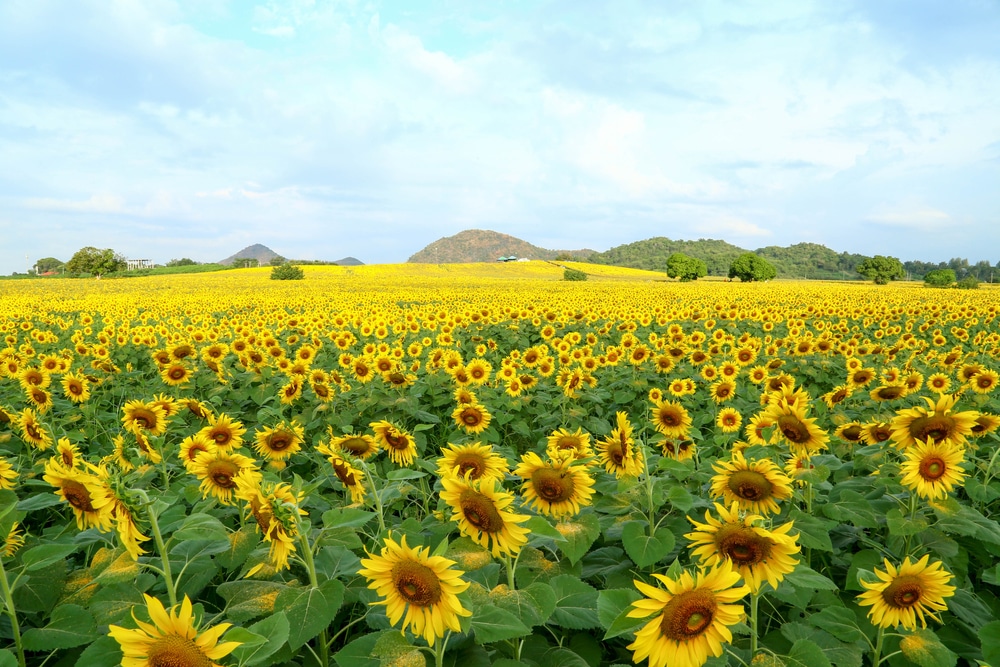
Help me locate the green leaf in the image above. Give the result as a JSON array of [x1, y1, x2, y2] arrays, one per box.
[[231, 613, 291, 666], [785, 638, 832, 667], [787, 509, 834, 552], [597, 588, 640, 630], [666, 485, 695, 513], [334, 630, 387, 667], [173, 512, 229, 542], [821, 491, 878, 528], [0, 651, 15, 667], [620, 521, 675, 568], [315, 546, 362, 580], [785, 565, 838, 591], [470, 604, 532, 643], [557, 514, 601, 565], [845, 549, 881, 592], [490, 582, 556, 627], [16, 493, 65, 511], [543, 647, 591, 667], [549, 575, 600, 629], [806, 606, 865, 643], [278, 578, 345, 650], [886, 508, 929, 537], [979, 621, 1000, 666], [20, 543, 78, 571], [89, 583, 146, 625], [218, 580, 288, 622], [322, 506, 375, 529], [21, 604, 96, 650], [75, 636, 123, 667], [900, 629, 957, 667], [525, 515, 568, 542], [12, 560, 66, 613], [386, 468, 428, 481]]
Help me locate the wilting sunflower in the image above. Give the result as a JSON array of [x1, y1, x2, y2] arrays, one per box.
[[657, 436, 696, 461], [197, 413, 247, 450], [43, 460, 115, 531], [59, 373, 90, 403], [439, 475, 530, 557], [686, 502, 800, 592], [320, 449, 367, 504], [709, 451, 794, 516], [122, 400, 169, 438], [514, 452, 595, 518], [763, 402, 828, 453], [452, 402, 492, 435], [17, 408, 53, 450], [253, 421, 305, 462], [370, 421, 418, 466], [234, 471, 306, 574], [0, 456, 17, 490], [598, 412, 644, 478], [358, 534, 472, 647], [2, 523, 25, 557], [899, 439, 967, 500], [189, 449, 261, 505], [889, 395, 979, 450], [108, 594, 241, 667], [650, 399, 692, 440], [545, 427, 593, 461], [857, 555, 955, 631], [436, 442, 509, 483], [627, 561, 750, 667], [715, 408, 742, 434]]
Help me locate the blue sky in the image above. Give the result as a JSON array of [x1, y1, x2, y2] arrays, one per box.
[[2, 0, 999, 274]]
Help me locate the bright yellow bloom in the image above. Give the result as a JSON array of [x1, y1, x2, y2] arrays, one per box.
[[899, 439, 967, 500], [514, 452, 595, 518], [439, 475, 530, 557], [857, 555, 955, 631]]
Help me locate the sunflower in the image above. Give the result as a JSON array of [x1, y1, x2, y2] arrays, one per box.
[[42, 460, 115, 531], [971, 413, 1000, 438], [439, 475, 530, 557], [969, 368, 999, 394], [17, 408, 53, 450], [177, 434, 214, 470], [743, 413, 773, 447], [56, 437, 82, 469], [821, 385, 852, 409], [197, 413, 247, 450], [627, 561, 750, 667], [709, 380, 737, 403], [61, 373, 91, 403], [715, 408, 742, 434], [453, 387, 477, 405], [857, 555, 955, 631], [122, 400, 169, 437], [370, 421, 418, 466], [0, 456, 17, 490], [861, 420, 893, 445], [108, 594, 241, 667], [763, 402, 828, 453], [189, 449, 261, 505], [545, 427, 593, 461], [437, 442, 509, 483], [835, 422, 864, 445], [899, 439, 967, 500], [149, 393, 181, 418], [889, 395, 979, 450], [657, 436, 696, 461], [253, 421, 305, 462], [160, 363, 193, 386], [514, 452, 595, 518], [598, 412, 644, 478], [650, 400, 692, 439], [926, 373, 952, 395], [709, 451, 793, 516], [686, 502, 800, 592], [784, 452, 815, 485], [870, 384, 909, 402], [452, 402, 492, 435], [278, 377, 303, 404], [234, 471, 306, 574], [2, 522, 25, 557], [358, 534, 472, 647]]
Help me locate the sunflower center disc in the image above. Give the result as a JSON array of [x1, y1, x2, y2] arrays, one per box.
[[268, 435, 293, 451], [717, 526, 772, 565], [392, 561, 443, 606], [777, 416, 809, 443], [910, 416, 953, 443], [456, 457, 484, 480], [147, 634, 213, 667], [660, 590, 717, 641], [532, 468, 573, 502], [728, 470, 773, 501], [343, 438, 370, 455], [208, 461, 239, 488], [462, 410, 482, 426], [332, 461, 357, 486], [883, 577, 923, 609], [459, 490, 504, 533], [920, 458, 946, 480], [212, 431, 231, 445]]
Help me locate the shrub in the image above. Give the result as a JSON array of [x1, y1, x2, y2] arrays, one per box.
[[955, 276, 979, 290], [856, 255, 906, 285], [563, 268, 588, 281], [270, 262, 304, 280], [666, 252, 707, 282], [728, 253, 776, 282], [923, 269, 956, 288]]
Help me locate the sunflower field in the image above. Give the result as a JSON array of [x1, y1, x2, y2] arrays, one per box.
[[1, 262, 1000, 667]]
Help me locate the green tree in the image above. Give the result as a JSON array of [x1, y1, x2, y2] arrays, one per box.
[[955, 275, 979, 290], [563, 268, 588, 281], [923, 269, 956, 288], [64, 247, 126, 276], [34, 257, 64, 274], [728, 253, 776, 282], [856, 255, 905, 285], [167, 258, 198, 267], [665, 252, 707, 282], [269, 255, 287, 266], [271, 262, 304, 280]]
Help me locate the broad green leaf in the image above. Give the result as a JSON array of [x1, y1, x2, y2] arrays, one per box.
[[900, 629, 957, 667], [12, 560, 66, 613], [785, 565, 838, 591], [787, 510, 834, 552], [782, 622, 863, 667], [173, 512, 229, 542], [386, 468, 427, 481], [218, 580, 289, 622], [806, 606, 865, 643], [0, 651, 15, 667], [666, 485, 695, 513], [549, 575, 600, 629], [490, 582, 556, 627], [886, 508, 928, 537], [89, 583, 146, 625], [74, 636, 123, 667], [979, 621, 1000, 666], [16, 493, 65, 511], [544, 647, 591, 667], [785, 638, 832, 667], [372, 629, 424, 667], [21, 604, 96, 650], [525, 515, 568, 542], [21, 543, 78, 571], [620, 521, 674, 568], [470, 604, 532, 643], [315, 545, 362, 580], [278, 578, 345, 650], [557, 514, 601, 565], [230, 613, 290, 666], [597, 588, 641, 630], [334, 630, 387, 667]]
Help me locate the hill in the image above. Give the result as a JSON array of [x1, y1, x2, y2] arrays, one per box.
[[218, 244, 281, 266], [754, 243, 868, 280], [408, 229, 593, 263], [588, 237, 747, 276]]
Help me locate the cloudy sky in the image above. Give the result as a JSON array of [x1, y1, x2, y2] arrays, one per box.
[[2, 0, 999, 274]]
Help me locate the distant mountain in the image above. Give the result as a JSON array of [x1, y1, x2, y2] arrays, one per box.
[[408, 229, 594, 263], [219, 244, 281, 266], [333, 256, 364, 266]]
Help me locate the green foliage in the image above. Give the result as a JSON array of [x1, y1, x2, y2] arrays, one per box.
[[590, 237, 744, 276], [166, 258, 198, 267], [269, 255, 287, 267], [34, 257, 64, 273], [728, 252, 777, 282], [665, 252, 707, 281], [924, 269, 956, 287], [563, 268, 588, 281], [233, 258, 259, 268], [270, 262, 305, 280], [955, 275, 980, 290], [856, 255, 906, 284], [64, 246, 126, 276], [755, 243, 868, 280]]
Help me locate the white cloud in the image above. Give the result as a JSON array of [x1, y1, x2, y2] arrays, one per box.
[[23, 194, 126, 214], [867, 206, 953, 230], [378, 24, 473, 92]]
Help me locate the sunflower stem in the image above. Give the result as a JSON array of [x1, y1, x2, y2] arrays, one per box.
[[504, 552, 517, 590], [903, 492, 918, 557], [749, 589, 760, 658], [298, 526, 330, 667], [0, 553, 26, 667], [141, 493, 177, 607], [434, 631, 451, 667], [871, 625, 885, 666]]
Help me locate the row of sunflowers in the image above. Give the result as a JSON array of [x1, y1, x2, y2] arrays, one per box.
[[1, 265, 999, 667]]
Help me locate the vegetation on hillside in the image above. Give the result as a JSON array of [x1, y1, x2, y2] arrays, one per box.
[[408, 229, 594, 264]]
